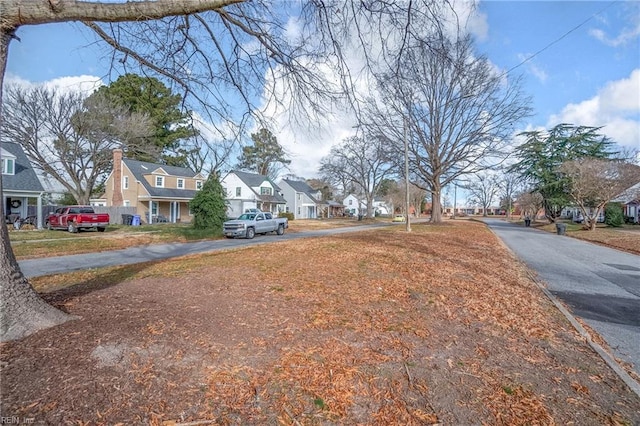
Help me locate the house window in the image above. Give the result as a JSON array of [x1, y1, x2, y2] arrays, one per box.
[[177, 178, 185, 189], [155, 176, 164, 188], [196, 180, 203, 190], [348, 199, 353, 205], [236, 187, 242, 197], [2, 158, 14, 175], [152, 201, 159, 215], [124, 200, 130, 207], [123, 176, 129, 190], [260, 186, 272, 195], [297, 193, 301, 200]]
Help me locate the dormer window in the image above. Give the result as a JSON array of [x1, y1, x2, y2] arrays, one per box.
[[260, 186, 272, 195], [2, 157, 15, 175], [177, 178, 185, 189], [196, 180, 203, 190], [155, 176, 165, 188]]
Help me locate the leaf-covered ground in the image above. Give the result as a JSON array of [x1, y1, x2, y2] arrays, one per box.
[[1, 221, 639, 425]]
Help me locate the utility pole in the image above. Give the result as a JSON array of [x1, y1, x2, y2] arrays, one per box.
[[453, 182, 457, 220], [404, 118, 411, 232]]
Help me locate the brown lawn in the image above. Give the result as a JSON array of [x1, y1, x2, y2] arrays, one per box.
[[534, 222, 640, 255], [1, 221, 639, 425]]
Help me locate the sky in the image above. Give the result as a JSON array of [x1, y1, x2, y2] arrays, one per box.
[[4, 0, 640, 180]]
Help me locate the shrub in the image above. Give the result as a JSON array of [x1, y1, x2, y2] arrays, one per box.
[[279, 212, 294, 221], [604, 203, 624, 227], [190, 176, 227, 231]]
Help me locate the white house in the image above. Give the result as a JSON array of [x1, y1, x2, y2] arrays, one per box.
[[221, 170, 287, 218], [613, 181, 640, 224], [342, 194, 364, 216], [278, 179, 321, 219]]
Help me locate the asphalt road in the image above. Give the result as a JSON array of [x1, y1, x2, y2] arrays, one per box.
[[483, 219, 640, 377], [18, 223, 392, 279]]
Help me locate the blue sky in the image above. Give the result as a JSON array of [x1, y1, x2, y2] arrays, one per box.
[[4, 1, 640, 177]]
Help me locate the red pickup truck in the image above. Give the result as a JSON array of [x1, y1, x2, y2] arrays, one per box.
[[46, 206, 110, 233]]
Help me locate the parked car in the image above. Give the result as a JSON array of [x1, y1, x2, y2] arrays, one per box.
[[223, 211, 288, 239], [392, 214, 406, 222], [46, 206, 109, 233]]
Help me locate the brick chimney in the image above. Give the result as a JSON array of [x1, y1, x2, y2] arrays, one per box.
[[112, 149, 124, 206]]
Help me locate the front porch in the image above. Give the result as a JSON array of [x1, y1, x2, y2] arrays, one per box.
[[139, 199, 192, 224], [3, 192, 43, 229]]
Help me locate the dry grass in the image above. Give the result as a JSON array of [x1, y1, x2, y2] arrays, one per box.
[[534, 222, 640, 255]]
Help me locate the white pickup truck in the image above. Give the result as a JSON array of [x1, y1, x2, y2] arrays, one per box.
[[223, 211, 288, 239]]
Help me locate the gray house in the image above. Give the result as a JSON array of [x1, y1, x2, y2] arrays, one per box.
[[279, 179, 322, 219], [2, 142, 45, 228]]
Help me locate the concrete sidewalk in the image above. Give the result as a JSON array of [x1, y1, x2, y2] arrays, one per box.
[[483, 218, 640, 387]]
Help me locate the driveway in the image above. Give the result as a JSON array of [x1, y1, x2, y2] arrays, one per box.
[[483, 219, 640, 378], [18, 222, 394, 279]]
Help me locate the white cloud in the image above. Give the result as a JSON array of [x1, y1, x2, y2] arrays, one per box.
[[5, 73, 103, 95], [589, 2, 640, 47], [548, 69, 640, 148], [589, 20, 640, 47]]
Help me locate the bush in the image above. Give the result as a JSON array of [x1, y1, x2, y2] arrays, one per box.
[[279, 212, 294, 221], [604, 203, 624, 227], [190, 176, 227, 231]]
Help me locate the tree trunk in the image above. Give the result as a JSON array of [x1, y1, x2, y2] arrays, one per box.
[[431, 188, 443, 223], [0, 30, 73, 342]]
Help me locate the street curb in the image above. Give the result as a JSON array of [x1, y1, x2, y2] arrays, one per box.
[[529, 271, 640, 398], [485, 223, 640, 399]]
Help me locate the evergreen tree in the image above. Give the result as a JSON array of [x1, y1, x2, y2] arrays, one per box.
[[237, 128, 290, 179], [509, 124, 616, 222], [190, 175, 228, 231], [92, 73, 196, 165]]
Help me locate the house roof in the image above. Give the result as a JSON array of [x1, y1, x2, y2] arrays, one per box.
[[123, 158, 199, 199], [613, 182, 640, 204], [231, 170, 287, 204], [282, 179, 319, 203], [2, 142, 45, 193]]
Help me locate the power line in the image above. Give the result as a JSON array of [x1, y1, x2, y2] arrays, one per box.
[[503, 1, 619, 77]]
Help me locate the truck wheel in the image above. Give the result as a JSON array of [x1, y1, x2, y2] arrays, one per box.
[[246, 227, 255, 239], [97, 227, 106, 232], [68, 223, 78, 233], [276, 224, 285, 235]]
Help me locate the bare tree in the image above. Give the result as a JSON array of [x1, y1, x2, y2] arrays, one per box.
[[1, 84, 152, 204], [464, 173, 500, 217], [515, 191, 544, 220], [559, 158, 640, 231], [497, 169, 522, 219], [367, 34, 532, 223], [320, 135, 396, 218]]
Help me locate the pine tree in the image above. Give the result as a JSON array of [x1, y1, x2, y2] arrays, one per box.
[[190, 175, 228, 231]]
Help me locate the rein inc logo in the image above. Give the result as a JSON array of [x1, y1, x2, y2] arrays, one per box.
[[0, 417, 35, 425]]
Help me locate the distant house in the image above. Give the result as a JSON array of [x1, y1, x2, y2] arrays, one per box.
[[2, 142, 45, 228], [342, 194, 365, 216], [342, 194, 391, 217], [221, 170, 287, 218], [279, 179, 322, 219], [104, 149, 205, 224], [613, 181, 640, 223]]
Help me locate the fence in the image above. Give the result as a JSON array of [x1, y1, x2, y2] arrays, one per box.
[[93, 206, 138, 224]]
